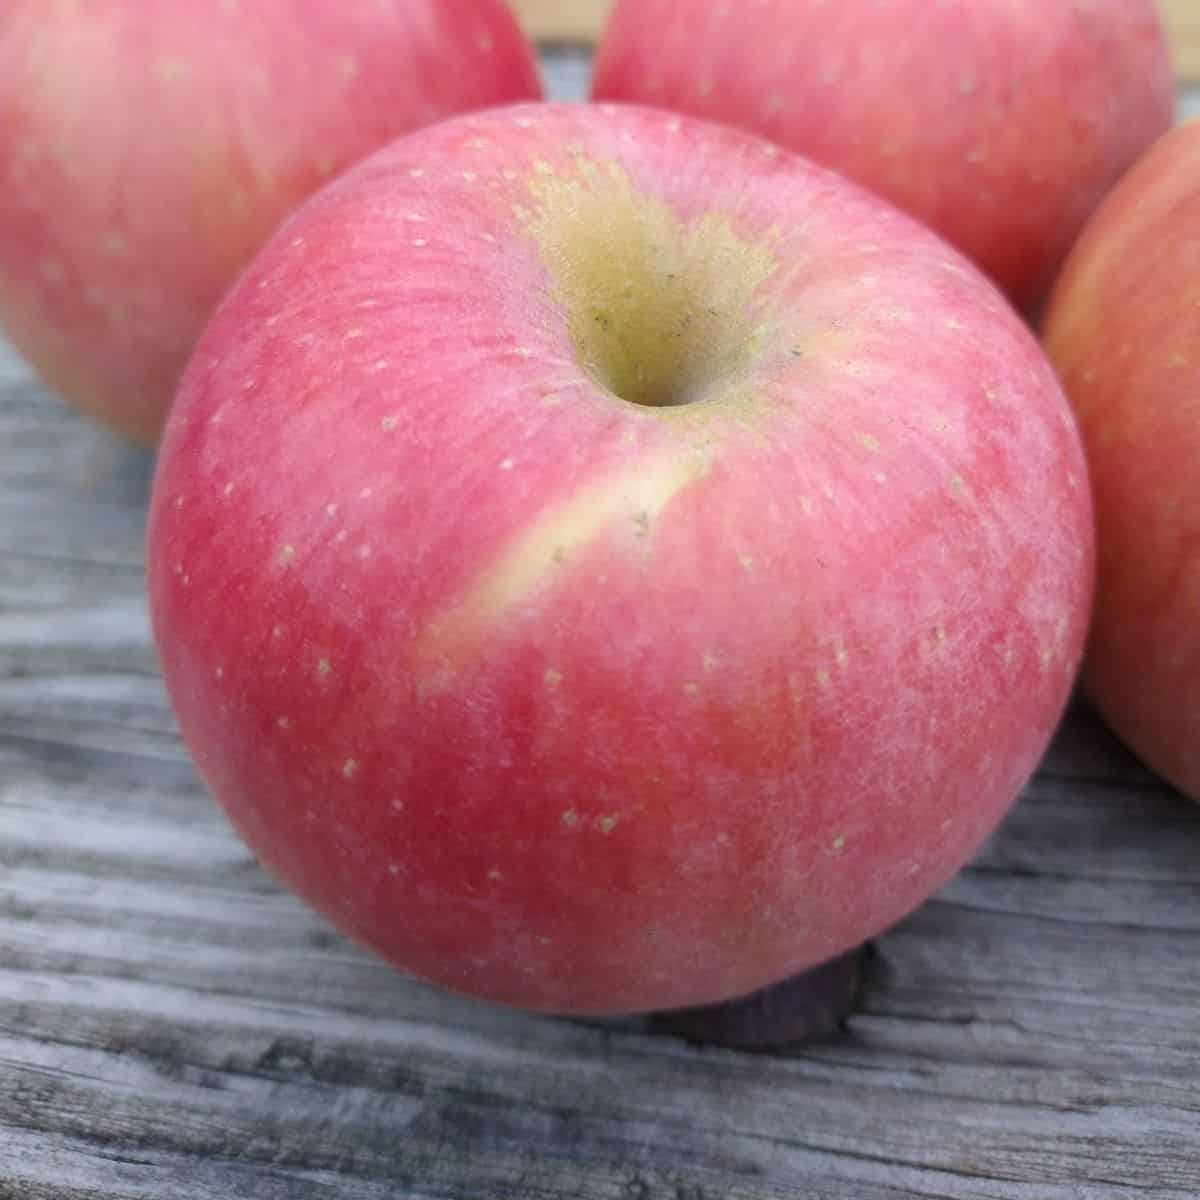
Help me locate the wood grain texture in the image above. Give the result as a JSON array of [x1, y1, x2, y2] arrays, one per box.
[[4, 56, 1200, 1199], [1162, 0, 1200, 85], [5, 341, 1200, 1200], [512, 0, 612, 44], [513, 0, 1200, 85]]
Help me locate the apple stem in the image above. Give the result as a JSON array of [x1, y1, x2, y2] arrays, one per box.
[[646, 944, 871, 1051]]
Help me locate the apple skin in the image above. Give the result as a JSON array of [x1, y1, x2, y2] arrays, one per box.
[[1042, 121, 1200, 803], [148, 102, 1093, 1016], [591, 0, 1174, 314], [0, 0, 541, 445]]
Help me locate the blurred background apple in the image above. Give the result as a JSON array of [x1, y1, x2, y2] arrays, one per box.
[[1043, 119, 1200, 804], [592, 0, 1174, 314], [0, 0, 541, 443]]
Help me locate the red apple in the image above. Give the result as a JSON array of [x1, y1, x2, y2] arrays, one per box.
[[0, 0, 541, 444], [148, 103, 1093, 1015], [1042, 121, 1200, 803], [592, 0, 1174, 314]]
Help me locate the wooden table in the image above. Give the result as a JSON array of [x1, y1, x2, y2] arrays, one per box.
[[4, 54, 1200, 1200]]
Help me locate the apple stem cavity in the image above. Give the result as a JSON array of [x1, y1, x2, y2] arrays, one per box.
[[645, 945, 871, 1051], [527, 158, 774, 410]]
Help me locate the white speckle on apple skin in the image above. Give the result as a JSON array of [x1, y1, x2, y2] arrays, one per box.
[[154, 58, 187, 86], [99, 231, 128, 256], [342, 758, 358, 779]]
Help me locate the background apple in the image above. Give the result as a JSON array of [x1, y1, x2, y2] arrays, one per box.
[[592, 0, 1174, 315], [1042, 120, 1200, 804], [148, 102, 1093, 1016], [0, 0, 541, 444]]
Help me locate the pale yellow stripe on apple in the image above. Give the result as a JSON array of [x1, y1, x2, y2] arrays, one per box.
[[415, 449, 708, 676]]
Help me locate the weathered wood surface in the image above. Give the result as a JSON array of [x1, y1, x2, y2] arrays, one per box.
[[4, 59, 1200, 1200], [9, 357, 1200, 1200]]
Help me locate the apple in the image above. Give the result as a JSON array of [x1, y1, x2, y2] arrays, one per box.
[[591, 0, 1174, 315], [0, 0, 541, 444], [148, 102, 1093, 1016], [1042, 121, 1200, 804]]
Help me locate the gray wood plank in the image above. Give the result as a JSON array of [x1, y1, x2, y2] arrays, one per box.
[[2, 55, 1200, 1200]]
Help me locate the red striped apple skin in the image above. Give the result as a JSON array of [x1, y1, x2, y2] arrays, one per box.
[[592, 0, 1174, 315], [0, 0, 540, 444], [1043, 122, 1200, 804], [149, 104, 1093, 1015]]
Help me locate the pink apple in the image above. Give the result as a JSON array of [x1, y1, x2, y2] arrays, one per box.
[[148, 102, 1093, 1016], [592, 0, 1174, 314], [0, 0, 541, 444], [1042, 121, 1200, 803]]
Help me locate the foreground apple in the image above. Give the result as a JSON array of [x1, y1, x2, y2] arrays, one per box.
[[0, 0, 540, 444], [592, 0, 1173, 314], [1042, 121, 1200, 804], [148, 103, 1093, 1016]]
